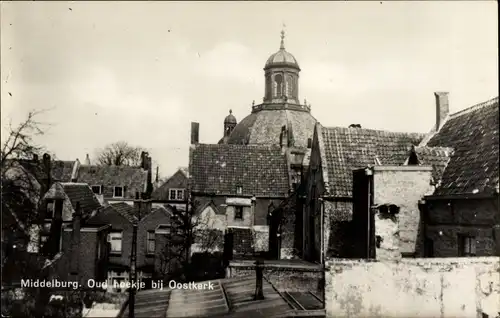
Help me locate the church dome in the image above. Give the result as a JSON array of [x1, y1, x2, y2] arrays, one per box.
[[224, 109, 237, 124], [264, 31, 300, 71], [226, 108, 316, 149]]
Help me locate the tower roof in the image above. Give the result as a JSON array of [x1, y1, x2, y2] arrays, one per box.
[[264, 30, 300, 71], [224, 109, 237, 125]]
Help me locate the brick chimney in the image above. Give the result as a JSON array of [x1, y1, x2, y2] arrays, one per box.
[[42, 153, 52, 195], [434, 92, 450, 131], [70, 202, 81, 277], [191, 122, 200, 145], [71, 159, 81, 182]]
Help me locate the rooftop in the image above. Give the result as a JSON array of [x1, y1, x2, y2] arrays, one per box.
[[119, 275, 324, 318], [425, 96, 499, 196]]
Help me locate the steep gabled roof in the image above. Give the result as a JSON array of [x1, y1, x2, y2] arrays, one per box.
[[44, 182, 102, 218], [317, 124, 425, 197], [410, 146, 454, 186], [425, 96, 499, 196], [189, 144, 290, 197]]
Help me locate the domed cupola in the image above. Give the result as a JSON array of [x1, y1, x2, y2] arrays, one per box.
[[223, 109, 237, 138], [264, 31, 300, 71], [263, 30, 301, 105]]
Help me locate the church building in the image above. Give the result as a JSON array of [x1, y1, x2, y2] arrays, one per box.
[[189, 31, 317, 259]]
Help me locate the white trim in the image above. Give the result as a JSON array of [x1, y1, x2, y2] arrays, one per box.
[[227, 225, 252, 230], [226, 198, 251, 206], [63, 225, 110, 232]]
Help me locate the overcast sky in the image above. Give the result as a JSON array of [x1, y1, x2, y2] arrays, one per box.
[[1, 1, 498, 177]]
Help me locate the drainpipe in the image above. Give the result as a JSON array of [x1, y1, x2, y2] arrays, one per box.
[[319, 198, 325, 265], [365, 167, 373, 259]]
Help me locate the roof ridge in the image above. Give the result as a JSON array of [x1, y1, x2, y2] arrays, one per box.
[[322, 125, 425, 135], [449, 96, 499, 119]]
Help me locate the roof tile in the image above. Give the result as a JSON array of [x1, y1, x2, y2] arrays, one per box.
[[320, 126, 425, 197], [426, 97, 499, 195], [190, 144, 289, 197]]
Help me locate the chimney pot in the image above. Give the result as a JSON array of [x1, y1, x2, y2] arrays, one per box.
[[434, 92, 450, 131], [191, 122, 200, 145], [33, 154, 39, 162], [84, 154, 91, 165]]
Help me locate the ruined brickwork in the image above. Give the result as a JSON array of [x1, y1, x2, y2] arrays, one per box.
[[325, 257, 500, 318], [372, 166, 435, 256]]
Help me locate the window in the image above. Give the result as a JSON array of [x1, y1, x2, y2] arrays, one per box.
[[274, 74, 283, 97], [236, 186, 242, 195], [91, 185, 102, 195], [113, 186, 124, 198], [458, 235, 476, 257], [169, 189, 184, 201], [108, 232, 123, 254], [176, 190, 184, 200], [46, 201, 55, 219], [147, 231, 155, 254], [234, 206, 243, 220]]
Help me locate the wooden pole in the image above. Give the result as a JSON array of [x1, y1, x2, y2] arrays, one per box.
[[129, 223, 138, 318]]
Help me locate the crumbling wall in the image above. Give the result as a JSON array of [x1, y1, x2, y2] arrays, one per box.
[[325, 257, 500, 318]]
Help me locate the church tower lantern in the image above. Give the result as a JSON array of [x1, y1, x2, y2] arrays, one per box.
[[263, 30, 301, 105]]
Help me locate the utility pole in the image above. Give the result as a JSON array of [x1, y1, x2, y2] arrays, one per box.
[[129, 223, 138, 318]]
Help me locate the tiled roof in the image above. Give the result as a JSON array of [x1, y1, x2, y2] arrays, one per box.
[[227, 109, 317, 149], [60, 183, 102, 217], [318, 125, 425, 197], [10, 159, 75, 183], [426, 97, 499, 196], [109, 202, 138, 223], [190, 144, 290, 197], [412, 146, 454, 186], [75, 165, 147, 199]]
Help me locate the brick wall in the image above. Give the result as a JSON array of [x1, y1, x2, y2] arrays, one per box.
[[137, 209, 170, 271], [60, 230, 102, 286], [425, 198, 499, 257], [325, 257, 500, 318], [228, 264, 323, 294]]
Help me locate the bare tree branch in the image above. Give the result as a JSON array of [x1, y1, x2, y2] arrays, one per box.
[[94, 141, 146, 166]]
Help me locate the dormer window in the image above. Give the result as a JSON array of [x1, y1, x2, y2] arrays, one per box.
[[113, 186, 124, 198], [236, 186, 242, 195], [91, 185, 102, 195]]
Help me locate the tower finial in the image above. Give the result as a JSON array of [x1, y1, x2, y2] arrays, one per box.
[[280, 29, 285, 50], [229, 109, 232, 114]]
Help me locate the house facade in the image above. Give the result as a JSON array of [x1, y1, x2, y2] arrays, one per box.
[[85, 200, 173, 290], [419, 94, 499, 257], [151, 167, 189, 212], [189, 134, 291, 258], [305, 122, 425, 262]]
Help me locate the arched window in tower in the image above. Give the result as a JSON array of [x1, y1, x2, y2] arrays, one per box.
[[274, 74, 283, 97], [293, 76, 298, 98], [265, 74, 272, 99], [286, 75, 294, 99]]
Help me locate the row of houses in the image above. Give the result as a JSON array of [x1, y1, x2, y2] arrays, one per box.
[[2, 150, 192, 293], [188, 92, 499, 263]]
